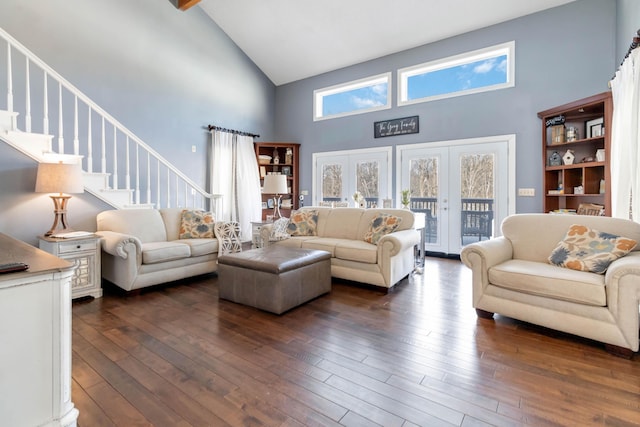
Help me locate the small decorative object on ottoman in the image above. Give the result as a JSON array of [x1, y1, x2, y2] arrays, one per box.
[[217, 247, 331, 314]]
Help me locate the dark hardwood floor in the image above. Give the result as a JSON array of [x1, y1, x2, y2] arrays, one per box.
[[72, 257, 640, 427]]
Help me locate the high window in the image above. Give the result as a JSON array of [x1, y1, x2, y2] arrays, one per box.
[[398, 41, 515, 106], [313, 73, 391, 121]]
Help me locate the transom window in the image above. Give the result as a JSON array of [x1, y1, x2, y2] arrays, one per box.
[[398, 41, 515, 106], [313, 73, 391, 121]]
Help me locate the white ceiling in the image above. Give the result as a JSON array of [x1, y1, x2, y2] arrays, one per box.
[[199, 0, 576, 86]]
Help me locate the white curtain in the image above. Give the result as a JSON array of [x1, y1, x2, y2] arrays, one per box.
[[611, 48, 640, 220], [210, 130, 261, 241]]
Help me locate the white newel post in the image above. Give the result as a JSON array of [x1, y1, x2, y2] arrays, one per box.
[[25, 57, 31, 132], [43, 71, 49, 135], [58, 82, 64, 153], [87, 108, 93, 173]]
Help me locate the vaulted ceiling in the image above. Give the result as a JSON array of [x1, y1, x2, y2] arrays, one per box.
[[197, 0, 577, 86]]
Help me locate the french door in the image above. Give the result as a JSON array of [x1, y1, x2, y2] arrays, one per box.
[[313, 147, 392, 207], [397, 135, 515, 255]]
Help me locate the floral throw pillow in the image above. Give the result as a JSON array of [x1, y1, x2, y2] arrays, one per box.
[[364, 213, 402, 245], [179, 209, 215, 239], [287, 209, 319, 236], [269, 217, 291, 241], [548, 224, 637, 274]]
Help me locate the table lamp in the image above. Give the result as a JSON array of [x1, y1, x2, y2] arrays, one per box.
[[35, 161, 85, 236], [262, 174, 288, 219]]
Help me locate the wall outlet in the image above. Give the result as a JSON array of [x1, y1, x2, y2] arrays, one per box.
[[191, 145, 196, 153], [518, 188, 535, 197]]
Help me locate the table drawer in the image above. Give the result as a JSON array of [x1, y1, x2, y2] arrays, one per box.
[[58, 240, 97, 254]]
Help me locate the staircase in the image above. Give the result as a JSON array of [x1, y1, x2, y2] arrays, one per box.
[[0, 27, 218, 212]]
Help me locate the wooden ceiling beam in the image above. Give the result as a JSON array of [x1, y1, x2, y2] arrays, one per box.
[[178, 0, 201, 11]]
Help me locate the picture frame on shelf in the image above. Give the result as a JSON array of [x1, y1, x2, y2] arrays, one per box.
[[281, 166, 291, 176], [261, 202, 268, 209], [586, 117, 603, 138], [267, 198, 274, 209]]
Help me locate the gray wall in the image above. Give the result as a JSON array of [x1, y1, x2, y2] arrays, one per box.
[[0, 0, 275, 244], [616, 0, 640, 65], [274, 0, 617, 212]]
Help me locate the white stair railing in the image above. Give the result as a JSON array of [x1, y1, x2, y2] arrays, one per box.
[[0, 26, 218, 211]]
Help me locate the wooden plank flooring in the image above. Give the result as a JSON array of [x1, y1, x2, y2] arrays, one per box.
[[72, 257, 640, 426]]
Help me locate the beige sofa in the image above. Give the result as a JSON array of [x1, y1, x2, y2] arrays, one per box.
[[96, 208, 219, 291], [261, 207, 420, 289], [460, 213, 640, 356]]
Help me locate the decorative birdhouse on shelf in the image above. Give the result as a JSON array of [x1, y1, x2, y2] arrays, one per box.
[[562, 149, 575, 165]]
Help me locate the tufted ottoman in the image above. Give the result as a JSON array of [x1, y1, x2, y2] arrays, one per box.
[[217, 246, 331, 314]]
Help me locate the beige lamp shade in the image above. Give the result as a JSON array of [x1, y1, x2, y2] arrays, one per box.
[[262, 174, 288, 220], [35, 162, 84, 194], [35, 161, 84, 236], [262, 174, 288, 195]]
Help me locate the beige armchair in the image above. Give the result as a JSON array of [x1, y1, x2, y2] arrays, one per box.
[[460, 213, 640, 357]]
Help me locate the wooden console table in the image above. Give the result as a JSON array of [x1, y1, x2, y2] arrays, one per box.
[[0, 233, 79, 426]]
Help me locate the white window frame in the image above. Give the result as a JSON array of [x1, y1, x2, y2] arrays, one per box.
[[398, 41, 515, 106], [312, 146, 392, 205], [313, 72, 392, 121]]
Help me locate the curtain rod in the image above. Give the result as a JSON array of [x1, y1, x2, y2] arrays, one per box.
[[612, 28, 640, 81], [206, 124, 260, 139]]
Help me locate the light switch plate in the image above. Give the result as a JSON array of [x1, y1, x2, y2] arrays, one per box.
[[518, 188, 535, 197]]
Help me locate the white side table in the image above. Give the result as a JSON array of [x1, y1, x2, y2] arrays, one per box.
[[412, 212, 426, 274], [39, 234, 103, 299], [251, 221, 271, 249]]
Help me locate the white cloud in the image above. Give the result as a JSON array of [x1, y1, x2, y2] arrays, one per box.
[[497, 58, 507, 73], [349, 85, 387, 108], [370, 83, 387, 95], [351, 95, 384, 108], [473, 58, 496, 74]]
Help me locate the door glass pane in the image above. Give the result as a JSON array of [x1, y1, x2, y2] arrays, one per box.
[[460, 153, 495, 245], [356, 161, 379, 207], [409, 157, 439, 243], [322, 164, 342, 203]]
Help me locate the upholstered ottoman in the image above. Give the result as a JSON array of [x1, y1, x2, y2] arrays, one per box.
[[217, 247, 331, 314]]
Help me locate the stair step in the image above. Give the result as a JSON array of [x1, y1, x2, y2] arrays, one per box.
[[41, 152, 83, 164], [97, 188, 134, 206], [0, 111, 18, 132], [5, 130, 53, 160], [82, 172, 110, 190]]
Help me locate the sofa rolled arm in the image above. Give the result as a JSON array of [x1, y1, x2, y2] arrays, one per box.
[[460, 236, 513, 270], [95, 230, 142, 259], [604, 252, 640, 313], [377, 229, 420, 256], [604, 252, 640, 351]]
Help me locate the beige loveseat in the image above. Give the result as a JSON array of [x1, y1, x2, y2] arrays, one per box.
[[261, 207, 420, 289], [96, 208, 219, 291], [460, 213, 640, 356]]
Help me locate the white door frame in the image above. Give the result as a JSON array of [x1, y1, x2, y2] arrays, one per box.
[[312, 146, 393, 206], [396, 134, 516, 252]]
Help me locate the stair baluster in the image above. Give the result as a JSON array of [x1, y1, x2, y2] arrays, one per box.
[[0, 26, 220, 213]]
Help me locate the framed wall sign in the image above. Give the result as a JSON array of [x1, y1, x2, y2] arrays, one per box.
[[374, 116, 419, 138]]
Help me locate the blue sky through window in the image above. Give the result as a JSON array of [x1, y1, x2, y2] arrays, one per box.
[[407, 55, 508, 100], [322, 83, 388, 116]]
